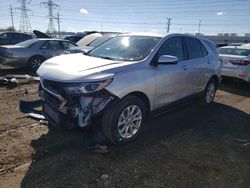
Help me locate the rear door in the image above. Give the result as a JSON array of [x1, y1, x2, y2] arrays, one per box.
[[40, 40, 65, 58], [183, 37, 210, 92]]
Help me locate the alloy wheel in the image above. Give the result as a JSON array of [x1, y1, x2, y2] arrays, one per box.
[[117, 105, 142, 139]]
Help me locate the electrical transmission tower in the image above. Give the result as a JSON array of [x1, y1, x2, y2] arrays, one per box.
[[41, 0, 59, 34], [9, 5, 15, 30], [17, 0, 32, 33], [166, 18, 172, 33]]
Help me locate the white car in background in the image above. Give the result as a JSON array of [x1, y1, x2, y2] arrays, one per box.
[[218, 46, 250, 82]]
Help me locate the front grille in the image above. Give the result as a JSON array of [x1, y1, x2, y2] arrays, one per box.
[[43, 90, 62, 109], [43, 79, 66, 97]]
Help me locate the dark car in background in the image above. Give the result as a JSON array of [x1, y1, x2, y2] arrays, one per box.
[[64, 35, 84, 43], [0, 38, 76, 72], [0, 31, 33, 45], [64, 31, 98, 43]]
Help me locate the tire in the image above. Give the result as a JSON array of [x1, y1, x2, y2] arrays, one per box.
[[202, 78, 217, 104], [28, 56, 45, 72], [102, 95, 147, 144]]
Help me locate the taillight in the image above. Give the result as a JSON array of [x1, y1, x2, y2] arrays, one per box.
[[2, 51, 13, 58], [231, 60, 250, 66]]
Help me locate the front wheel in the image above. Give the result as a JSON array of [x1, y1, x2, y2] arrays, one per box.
[[102, 95, 147, 144], [202, 78, 217, 104], [28, 56, 45, 72]]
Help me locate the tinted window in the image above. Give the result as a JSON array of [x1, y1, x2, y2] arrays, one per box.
[[184, 37, 204, 59], [41, 41, 63, 50], [89, 36, 161, 61], [0, 33, 7, 40], [22, 34, 32, 40], [218, 48, 250, 56], [157, 36, 184, 61], [201, 42, 208, 56]]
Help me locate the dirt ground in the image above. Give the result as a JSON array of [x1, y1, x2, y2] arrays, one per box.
[[0, 68, 250, 188]]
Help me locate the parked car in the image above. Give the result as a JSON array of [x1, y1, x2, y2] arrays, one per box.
[[76, 33, 103, 46], [218, 46, 250, 82], [0, 38, 77, 71], [64, 35, 84, 44], [37, 33, 221, 144], [68, 34, 116, 53], [0, 31, 33, 45]]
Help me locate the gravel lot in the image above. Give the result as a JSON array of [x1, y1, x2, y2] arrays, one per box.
[[0, 68, 249, 188]]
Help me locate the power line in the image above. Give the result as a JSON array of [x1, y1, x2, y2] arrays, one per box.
[[41, 0, 59, 33]]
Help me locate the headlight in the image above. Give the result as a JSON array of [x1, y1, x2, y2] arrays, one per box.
[[64, 79, 113, 95]]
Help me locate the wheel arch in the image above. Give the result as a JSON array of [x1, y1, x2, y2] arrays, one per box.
[[27, 55, 46, 64], [210, 75, 219, 87], [123, 91, 151, 114]]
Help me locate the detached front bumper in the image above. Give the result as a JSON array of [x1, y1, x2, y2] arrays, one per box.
[[39, 83, 115, 129]]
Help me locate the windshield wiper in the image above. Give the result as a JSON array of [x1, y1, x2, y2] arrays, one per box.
[[99, 56, 115, 60]]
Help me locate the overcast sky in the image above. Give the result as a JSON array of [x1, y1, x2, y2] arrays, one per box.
[[0, 0, 250, 35]]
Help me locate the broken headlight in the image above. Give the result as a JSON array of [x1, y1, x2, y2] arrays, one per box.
[[63, 79, 113, 95]]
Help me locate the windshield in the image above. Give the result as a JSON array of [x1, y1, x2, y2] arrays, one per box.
[[16, 39, 39, 48], [219, 48, 250, 56], [89, 36, 161, 61]]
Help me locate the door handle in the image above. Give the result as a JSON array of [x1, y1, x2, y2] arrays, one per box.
[[207, 60, 211, 64], [182, 65, 188, 70]]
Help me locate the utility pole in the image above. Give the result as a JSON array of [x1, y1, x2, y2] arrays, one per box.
[[198, 20, 202, 34], [9, 5, 15, 30], [55, 11, 60, 37], [41, 0, 59, 34], [100, 22, 103, 32], [17, 0, 32, 33], [166, 18, 172, 33]]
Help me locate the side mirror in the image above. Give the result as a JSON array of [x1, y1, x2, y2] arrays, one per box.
[[158, 55, 178, 65]]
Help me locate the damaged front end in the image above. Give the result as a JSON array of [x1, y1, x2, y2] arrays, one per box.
[[39, 79, 116, 129]]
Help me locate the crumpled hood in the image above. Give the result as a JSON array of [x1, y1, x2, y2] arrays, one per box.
[[37, 53, 136, 82]]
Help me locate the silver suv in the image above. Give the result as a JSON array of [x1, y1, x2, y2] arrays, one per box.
[[37, 33, 221, 144]]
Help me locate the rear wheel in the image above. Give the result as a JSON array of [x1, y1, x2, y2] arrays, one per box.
[[202, 78, 217, 104], [102, 95, 147, 144], [28, 56, 45, 72]]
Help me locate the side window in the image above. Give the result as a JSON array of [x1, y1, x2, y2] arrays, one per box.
[[13, 34, 21, 42], [22, 34, 32, 40], [157, 37, 185, 61], [200, 42, 208, 56], [41, 41, 62, 50], [61, 41, 76, 49], [0, 34, 7, 40], [184, 37, 205, 59], [6, 33, 14, 42]]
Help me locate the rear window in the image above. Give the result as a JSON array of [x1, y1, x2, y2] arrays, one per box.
[[204, 40, 217, 54], [16, 39, 39, 48], [218, 48, 250, 56]]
